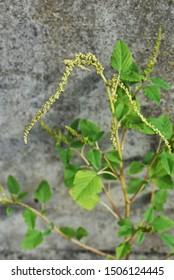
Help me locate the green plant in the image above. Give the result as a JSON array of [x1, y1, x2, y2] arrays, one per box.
[[1, 29, 174, 260]]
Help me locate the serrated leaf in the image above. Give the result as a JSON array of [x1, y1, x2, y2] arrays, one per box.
[[143, 207, 154, 223], [156, 175, 174, 189], [121, 71, 143, 82], [86, 149, 101, 169], [21, 230, 44, 250], [136, 232, 145, 245], [118, 219, 135, 237], [153, 190, 168, 211], [7, 175, 20, 195], [76, 227, 88, 240], [57, 148, 74, 166], [144, 85, 161, 104], [160, 234, 174, 247], [106, 150, 121, 164], [70, 170, 103, 210], [6, 207, 12, 217], [92, 131, 105, 142], [80, 119, 100, 141], [22, 209, 37, 230], [59, 226, 76, 238], [150, 157, 168, 179], [127, 178, 145, 194], [151, 77, 170, 90], [116, 242, 131, 259], [74, 194, 100, 210], [111, 40, 133, 73], [159, 151, 174, 175], [152, 216, 174, 232], [34, 181, 52, 203], [148, 115, 173, 140], [128, 161, 144, 174], [64, 165, 79, 188]]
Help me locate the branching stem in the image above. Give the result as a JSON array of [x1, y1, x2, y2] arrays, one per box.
[[2, 197, 116, 260]]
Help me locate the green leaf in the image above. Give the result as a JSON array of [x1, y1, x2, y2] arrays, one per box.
[[86, 148, 101, 169], [80, 119, 100, 141], [127, 178, 145, 194], [150, 158, 168, 179], [6, 207, 12, 217], [151, 77, 170, 90], [70, 118, 80, 131], [7, 175, 21, 195], [70, 170, 103, 210], [92, 131, 105, 142], [129, 61, 139, 73], [42, 229, 52, 236], [118, 219, 135, 237], [111, 40, 133, 73], [34, 180, 52, 203], [106, 150, 121, 164], [21, 230, 44, 250], [156, 175, 174, 189], [59, 227, 76, 238], [153, 190, 168, 211], [144, 85, 161, 104], [57, 148, 74, 166], [121, 71, 143, 82], [116, 242, 131, 259], [64, 165, 79, 188], [22, 209, 37, 230], [128, 161, 144, 174], [151, 216, 174, 232], [143, 151, 155, 165], [76, 227, 88, 240], [69, 140, 84, 148], [143, 207, 154, 223], [159, 151, 174, 175], [148, 115, 173, 140], [17, 192, 28, 200], [74, 195, 100, 210], [115, 104, 129, 121], [136, 232, 145, 245], [160, 234, 174, 247]]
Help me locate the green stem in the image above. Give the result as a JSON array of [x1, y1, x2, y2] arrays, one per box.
[[130, 140, 161, 203], [102, 185, 122, 219], [119, 163, 130, 218], [2, 197, 117, 260], [100, 200, 120, 220]]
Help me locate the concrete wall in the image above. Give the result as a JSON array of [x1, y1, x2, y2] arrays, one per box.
[[0, 0, 174, 259]]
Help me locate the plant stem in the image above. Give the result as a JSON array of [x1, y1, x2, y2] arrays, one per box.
[[150, 182, 156, 204], [100, 200, 120, 220], [5, 198, 117, 260], [119, 163, 130, 218], [102, 154, 120, 178], [98, 170, 118, 179], [130, 142, 161, 203], [120, 128, 127, 152], [102, 185, 122, 219]]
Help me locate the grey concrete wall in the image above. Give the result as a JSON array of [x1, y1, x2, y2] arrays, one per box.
[[0, 0, 174, 259]]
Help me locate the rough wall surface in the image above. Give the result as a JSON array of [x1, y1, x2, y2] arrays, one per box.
[[0, 0, 174, 259]]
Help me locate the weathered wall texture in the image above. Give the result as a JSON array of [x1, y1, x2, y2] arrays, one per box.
[[0, 0, 174, 259]]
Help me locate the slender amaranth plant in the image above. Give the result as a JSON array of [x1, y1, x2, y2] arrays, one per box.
[[1, 29, 174, 260]]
